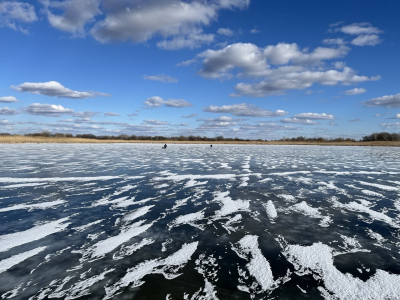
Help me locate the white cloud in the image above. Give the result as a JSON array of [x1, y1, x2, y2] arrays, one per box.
[[0, 1, 37, 33], [142, 119, 170, 125], [339, 22, 382, 35], [0, 107, 19, 115], [280, 118, 319, 125], [198, 43, 269, 78], [104, 112, 120, 116], [217, 27, 233, 36], [362, 93, 400, 108], [351, 34, 382, 46], [23, 103, 75, 117], [232, 67, 379, 97], [380, 122, 400, 130], [157, 30, 214, 50], [250, 28, 260, 34], [293, 113, 335, 120], [181, 113, 198, 118], [40, 0, 101, 35], [344, 88, 366, 95], [144, 96, 193, 108], [263, 43, 349, 65], [349, 118, 361, 122], [0, 96, 19, 103], [88, 0, 248, 48], [143, 74, 178, 83], [11, 81, 110, 99], [177, 59, 196, 66], [0, 119, 12, 126], [322, 38, 346, 45], [203, 103, 288, 117]]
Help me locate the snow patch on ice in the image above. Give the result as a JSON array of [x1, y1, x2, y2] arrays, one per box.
[[0, 246, 47, 273], [0, 199, 65, 213]]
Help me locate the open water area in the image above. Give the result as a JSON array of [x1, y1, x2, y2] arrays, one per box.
[[0, 144, 399, 299]]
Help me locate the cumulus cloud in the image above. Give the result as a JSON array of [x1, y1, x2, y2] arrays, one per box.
[[86, 0, 248, 49], [0, 107, 19, 115], [217, 27, 233, 36], [157, 30, 214, 50], [349, 118, 361, 122], [280, 118, 319, 125], [362, 93, 400, 108], [203, 103, 288, 117], [0, 1, 37, 33], [40, 0, 101, 35], [104, 112, 120, 116], [344, 88, 366, 95], [0, 119, 12, 126], [336, 22, 383, 47], [0, 96, 19, 103], [143, 74, 178, 83], [380, 122, 400, 130], [194, 40, 378, 97], [293, 113, 335, 120], [142, 119, 170, 125], [11, 81, 110, 99], [351, 34, 382, 46], [232, 67, 379, 97], [181, 113, 198, 118], [144, 96, 193, 108], [339, 23, 382, 35], [23, 103, 75, 117], [322, 38, 346, 45]]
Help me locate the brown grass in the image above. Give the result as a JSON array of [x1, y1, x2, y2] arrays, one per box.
[[1, 135, 400, 146]]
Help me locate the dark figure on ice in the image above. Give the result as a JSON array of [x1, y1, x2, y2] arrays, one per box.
[[162, 144, 167, 149], [210, 144, 212, 148]]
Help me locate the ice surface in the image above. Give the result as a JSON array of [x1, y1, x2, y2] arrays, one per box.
[[1, 144, 400, 299], [0, 246, 47, 273], [0, 217, 70, 252], [232, 235, 276, 293], [0, 199, 65, 213], [282, 241, 400, 299], [104, 242, 198, 299]]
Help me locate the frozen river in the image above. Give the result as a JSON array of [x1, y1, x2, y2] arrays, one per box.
[[0, 144, 399, 299]]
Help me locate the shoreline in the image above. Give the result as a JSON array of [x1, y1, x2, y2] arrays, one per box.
[[0, 136, 400, 147]]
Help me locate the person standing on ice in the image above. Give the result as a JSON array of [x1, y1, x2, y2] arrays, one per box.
[[163, 144, 167, 149]]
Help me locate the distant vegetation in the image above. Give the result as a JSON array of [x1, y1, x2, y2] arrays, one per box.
[[0, 131, 392, 142]]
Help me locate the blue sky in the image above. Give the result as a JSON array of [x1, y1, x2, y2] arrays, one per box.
[[1, 0, 400, 139]]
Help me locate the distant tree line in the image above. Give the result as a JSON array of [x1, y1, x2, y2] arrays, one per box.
[[1, 131, 398, 142], [362, 132, 400, 141]]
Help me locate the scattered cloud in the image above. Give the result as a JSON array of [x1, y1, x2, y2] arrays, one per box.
[[0, 96, 19, 103], [142, 119, 170, 125], [0, 107, 19, 115], [104, 112, 120, 116], [380, 122, 400, 130], [40, 0, 101, 36], [344, 88, 366, 95], [336, 22, 383, 46], [322, 38, 346, 45], [86, 0, 249, 49], [128, 112, 139, 117], [329, 121, 338, 126], [143, 74, 178, 83], [203, 103, 288, 117], [144, 96, 193, 108], [293, 113, 336, 120], [23, 103, 75, 117], [181, 113, 198, 118], [11, 81, 110, 99], [305, 90, 323, 95], [0, 119, 12, 126], [250, 28, 260, 34], [232, 67, 379, 97], [349, 118, 361, 122], [0, 1, 37, 33], [339, 23, 382, 35], [217, 27, 234, 36], [177, 59, 196, 67], [281, 118, 320, 125], [362, 93, 400, 108]]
